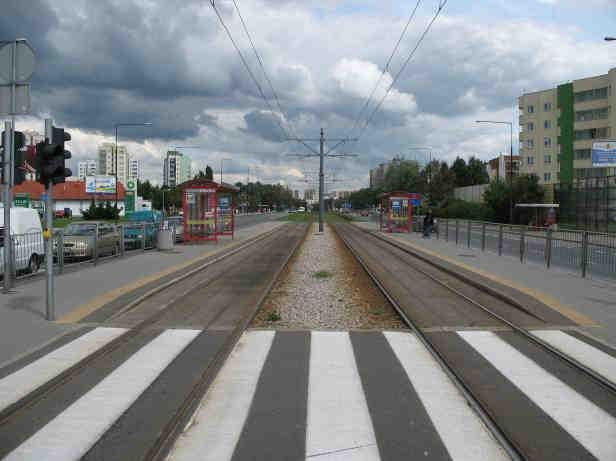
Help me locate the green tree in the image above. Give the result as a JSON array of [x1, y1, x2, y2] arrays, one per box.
[[483, 180, 510, 222], [451, 157, 471, 187], [425, 161, 455, 206], [383, 159, 422, 192], [205, 165, 214, 181], [467, 156, 489, 185]]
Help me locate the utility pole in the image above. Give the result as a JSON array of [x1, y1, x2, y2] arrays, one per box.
[[2, 123, 13, 293], [44, 119, 53, 318], [288, 129, 357, 232]]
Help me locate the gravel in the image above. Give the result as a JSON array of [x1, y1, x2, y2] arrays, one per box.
[[252, 222, 406, 330]]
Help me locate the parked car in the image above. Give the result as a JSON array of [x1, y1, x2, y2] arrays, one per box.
[[0, 207, 45, 274], [124, 210, 161, 249], [61, 222, 120, 261]]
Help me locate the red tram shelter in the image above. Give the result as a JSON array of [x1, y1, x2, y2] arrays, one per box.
[[379, 191, 415, 233], [179, 179, 238, 242]]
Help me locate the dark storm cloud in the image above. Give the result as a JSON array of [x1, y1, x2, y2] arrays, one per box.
[[241, 110, 286, 142]]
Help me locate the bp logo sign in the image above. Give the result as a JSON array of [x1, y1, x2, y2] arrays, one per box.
[[126, 180, 137, 191]]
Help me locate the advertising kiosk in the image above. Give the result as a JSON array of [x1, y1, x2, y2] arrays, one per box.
[[379, 191, 415, 233], [179, 179, 238, 242]]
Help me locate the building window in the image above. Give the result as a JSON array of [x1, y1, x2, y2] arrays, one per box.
[[527, 156, 534, 165], [575, 107, 609, 122], [544, 120, 551, 129], [527, 105, 534, 114], [574, 127, 611, 140], [527, 122, 534, 132], [574, 87, 608, 103], [526, 139, 534, 149], [544, 155, 552, 164], [556, 172, 560, 181], [544, 137, 551, 148], [544, 102, 552, 112], [544, 172, 551, 182], [574, 149, 591, 160]]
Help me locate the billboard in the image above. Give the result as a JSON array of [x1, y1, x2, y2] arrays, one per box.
[[85, 176, 116, 194], [592, 141, 616, 167]]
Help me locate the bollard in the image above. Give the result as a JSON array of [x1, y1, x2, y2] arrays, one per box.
[[119, 224, 125, 256], [581, 231, 589, 278], [481, 222, 486, 251], [467, 220, 471, 248], [455, 220, 459, 245], [498, 224, 503, 256], [519, 226, 525, 263], [142, 224, 147, 251], [93, 225, 99, 266], [58, 230, 64, 274], [545, 228, 552, 269]]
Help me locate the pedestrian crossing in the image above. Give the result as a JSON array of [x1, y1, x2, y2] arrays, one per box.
[[0, 327, 615, 460]]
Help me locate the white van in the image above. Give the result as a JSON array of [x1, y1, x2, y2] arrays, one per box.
[[0, 207, 45, 274]]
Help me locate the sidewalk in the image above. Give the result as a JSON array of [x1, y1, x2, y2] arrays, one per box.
[[354, 221, 616, 348], [0, 220, 285, 367]]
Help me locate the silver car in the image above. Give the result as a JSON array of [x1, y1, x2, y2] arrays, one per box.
[[61, 222, 121, 260]]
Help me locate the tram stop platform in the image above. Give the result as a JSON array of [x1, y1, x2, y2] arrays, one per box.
[[352, 220, 616, 349], [0, 219, 284, 367]]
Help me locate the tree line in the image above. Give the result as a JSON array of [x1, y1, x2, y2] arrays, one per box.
[[346, 156, 544, 224]]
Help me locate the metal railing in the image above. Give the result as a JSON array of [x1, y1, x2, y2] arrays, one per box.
[[413, 217, 616, 281], [1, 221, 185, 281]]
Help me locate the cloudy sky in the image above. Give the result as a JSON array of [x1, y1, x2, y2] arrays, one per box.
[[4, 0, 616, 191]]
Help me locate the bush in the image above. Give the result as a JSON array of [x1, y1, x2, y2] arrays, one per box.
[[82, 199, 121, 220], [433, 198, 490, 221]]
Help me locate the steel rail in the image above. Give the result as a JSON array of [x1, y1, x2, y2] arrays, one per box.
[[331, 222, 525, 461], [146, 221, 312, 461], [0, 224, 294, 425], [348, 222, 616, 395]]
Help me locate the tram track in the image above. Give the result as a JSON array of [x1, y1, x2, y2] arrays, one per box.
[[332, 221, 616, 461], [0, 222, 309, 461]]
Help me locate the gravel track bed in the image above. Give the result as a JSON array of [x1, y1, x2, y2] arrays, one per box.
[[252, 222, 406, 330]]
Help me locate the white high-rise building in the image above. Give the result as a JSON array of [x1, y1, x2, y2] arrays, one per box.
[[163, 151, 192, 187], [98, 143, 129, 185], [128, 159, 141, 182], [78, 160, 98, 179]]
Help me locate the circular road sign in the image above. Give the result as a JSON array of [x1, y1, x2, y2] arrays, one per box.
[[0, 40, 36, 85]]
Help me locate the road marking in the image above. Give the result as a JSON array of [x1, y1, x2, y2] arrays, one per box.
[[386, 233, 597, 327], [168, 330, 275, 461], [306, 331, 380, 460], [4, 328, 200, 461], [385, 331, 509, 460], [0, 327, 126, 412], [533, 330, 616, 384], [459, 330, 616, 460]]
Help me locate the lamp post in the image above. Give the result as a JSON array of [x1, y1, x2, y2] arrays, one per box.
[[476, 120, 514, 223], [114, 122, 152, 222], [220, 157, 232, 184]]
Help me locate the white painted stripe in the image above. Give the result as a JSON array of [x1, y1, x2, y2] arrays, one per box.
[[0, 327, 127, 412], [533, 330, 616, 385], [306, 331, 380, 461], [168, 330, 275, 461], [385, 332, 508, 461], [5, 328, 200, 461], [459, 330, 616, 461]]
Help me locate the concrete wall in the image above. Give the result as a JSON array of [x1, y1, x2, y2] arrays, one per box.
[[453, 184, 489, 203]]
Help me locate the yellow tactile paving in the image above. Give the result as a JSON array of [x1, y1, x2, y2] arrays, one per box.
[[385, 234, 598, 328]]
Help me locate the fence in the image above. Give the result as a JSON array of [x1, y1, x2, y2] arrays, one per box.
[[413, 217, 616, 281], [0, 221, 185, 280]]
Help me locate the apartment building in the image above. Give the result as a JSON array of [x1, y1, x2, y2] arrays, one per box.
[[98, 143, 129, 185], [519, 67, 616, 187], [77, 159, 97, 179], [487, 154, 521, 182], [163, 151, 192, 187], [128, 159, 141, 182]]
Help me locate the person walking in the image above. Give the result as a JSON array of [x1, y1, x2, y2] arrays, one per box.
[[423, 210, 434, 238]]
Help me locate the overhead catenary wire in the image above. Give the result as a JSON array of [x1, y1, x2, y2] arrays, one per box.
[[231, 0, 299, 139], [208, 0, 289, 141], [355, 0, 448, 142], [346, 0, 423, 139]]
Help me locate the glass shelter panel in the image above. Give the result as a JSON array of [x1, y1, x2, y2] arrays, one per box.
[[217, 193, 234, 236], [185, 188, 217, 241]]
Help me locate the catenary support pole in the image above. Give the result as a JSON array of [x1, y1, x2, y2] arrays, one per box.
[[319, 128, 324, 232], [45, 118, 54, 320]]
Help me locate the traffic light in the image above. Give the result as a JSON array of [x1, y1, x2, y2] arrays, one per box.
[[1, 130, 26, 185], [35, 126, 72, 186]]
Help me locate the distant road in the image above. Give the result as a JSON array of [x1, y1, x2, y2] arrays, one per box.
[[235, 212, 285, 229]]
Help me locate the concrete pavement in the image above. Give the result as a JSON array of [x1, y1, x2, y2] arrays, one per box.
[[0, 217, 285, 367]]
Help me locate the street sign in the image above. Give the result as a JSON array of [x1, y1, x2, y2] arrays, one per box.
[[0, 84, 30, 115], [85, 175, 116, 194], [0, 40, 36, 84], [13, 193, 30, 208]]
